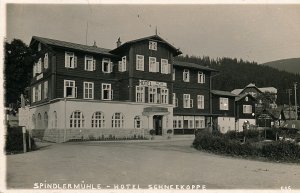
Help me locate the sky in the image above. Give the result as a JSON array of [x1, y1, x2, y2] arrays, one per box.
[[5, 3, 300, 64]]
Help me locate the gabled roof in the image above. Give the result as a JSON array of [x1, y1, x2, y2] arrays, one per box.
[[231, 83, 277, 95], [259, 87, 277, 94], [211, 90, 237, 97], [110, 35, 182, 56], [231, 89, 243, 95], [235, 93, 256, 102], [173, 61, 218, 72], [30, 36, 118, 57]]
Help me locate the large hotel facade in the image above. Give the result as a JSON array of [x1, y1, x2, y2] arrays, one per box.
[[19, 34, 247, 142]]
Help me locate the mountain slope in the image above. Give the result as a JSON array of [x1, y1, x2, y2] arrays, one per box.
[[261, 58, 300, 74]]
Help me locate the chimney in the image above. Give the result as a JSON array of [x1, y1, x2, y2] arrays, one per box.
[[116, 37, 122, 47], [93, 41, 97, 47]]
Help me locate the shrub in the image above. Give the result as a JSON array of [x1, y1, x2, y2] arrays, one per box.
[[149, 129, 155, 136], [261, 141, 300, 161], [5, 126, 36, 153], [193, 130, 300, 162]]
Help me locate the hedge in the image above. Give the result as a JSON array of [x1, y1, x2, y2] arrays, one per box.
[[193, 131, 300, 163], [5, 126, 36, 153]]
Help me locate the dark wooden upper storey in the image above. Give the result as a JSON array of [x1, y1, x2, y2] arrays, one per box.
[[29, 35, 217, 110]]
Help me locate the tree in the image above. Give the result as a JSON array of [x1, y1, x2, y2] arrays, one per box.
[[4, 39, 34, 108]]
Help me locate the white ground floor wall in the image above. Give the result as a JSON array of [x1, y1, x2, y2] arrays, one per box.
[[217, 117, 236, 133], [19, 99, 176, 142]]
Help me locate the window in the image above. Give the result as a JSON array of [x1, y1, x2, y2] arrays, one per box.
[[184, 116, 194, 128], [149, 41, 157, 50], [220, 97, 229, 110], [32, 114, 36, 129], [112, 112, 124, 128], [52, 111, 57, 128], [44, 53, 48, 69], [149, 57, 157, 72], [84, 82, 94, 99], [32, 87, 36, 103], [33, 63, 36, 77], [198, 71, 205, 83], [136, 86, 145, 103], [183, 94, 193, 108], [136, 55, 144, 71], [102, 58, 112, 73], [64, 80, 77, 98], [37, 59, 42, 73], [65, 52, 77, 68], [161, 88, 169, 104], [172, 68, 175, 81], [85, 55, 95, 71], [38, 43, 41, 51], [183, 69, 190, 82], [102, 83, 113, 100], [44, 112, 48, 129], [91, 112, 105, 128], [243, 105, 252, 114], [44, 81, 48, 99], [38, 84, 42, 101], [70, 111, 84, 128], [173, 116, 183, 129], [173, 93, 178, 107], [148, 87, 157, 103], [161, 59, 169, 74], [134, 116, 141, 129], [119, 56, 126, 72], [195, 117, 205, 128], [197, 95, 204, 109], [37, 113, 42, 128]]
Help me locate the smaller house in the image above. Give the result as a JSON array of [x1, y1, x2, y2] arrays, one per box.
[[235, 93, 256, 132], [211, 90, 236, 133], [231, 83, 277, 111]]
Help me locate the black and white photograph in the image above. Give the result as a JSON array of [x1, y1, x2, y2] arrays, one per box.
[[1, 1, 300, 192]]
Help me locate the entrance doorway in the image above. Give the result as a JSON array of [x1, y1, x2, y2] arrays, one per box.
[[153, 115, 163, 135]]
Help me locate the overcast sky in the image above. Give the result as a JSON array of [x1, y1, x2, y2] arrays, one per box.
[[5, 4, 300, 64]]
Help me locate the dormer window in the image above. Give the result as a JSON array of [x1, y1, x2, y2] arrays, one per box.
[[149, 41, 157, 51]]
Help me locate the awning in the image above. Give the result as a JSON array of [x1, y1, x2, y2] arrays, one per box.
[[142, 107, 170, 116]]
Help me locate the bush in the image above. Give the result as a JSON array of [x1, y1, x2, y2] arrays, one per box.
[[193, 131, 300, 162], [5, 126, 36, 153], [149, 129, 155, 136], [261, 141, 300, 161]]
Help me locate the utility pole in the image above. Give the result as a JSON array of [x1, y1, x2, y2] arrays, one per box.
[[294, 82, 298, 120], [287, 89, 292, 120]]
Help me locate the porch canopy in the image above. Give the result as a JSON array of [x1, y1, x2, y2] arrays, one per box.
[[142, 107, 170, 116]]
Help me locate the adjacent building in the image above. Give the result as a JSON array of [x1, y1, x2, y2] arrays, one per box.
[[211, 90, 236, 133], [235, 93, 256, 132]]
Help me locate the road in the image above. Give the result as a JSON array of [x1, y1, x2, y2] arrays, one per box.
[[6, 139, 300, 190]]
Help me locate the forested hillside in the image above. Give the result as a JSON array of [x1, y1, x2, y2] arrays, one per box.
[[175, 55, 300, 105], [262, 58, 300, 74]]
